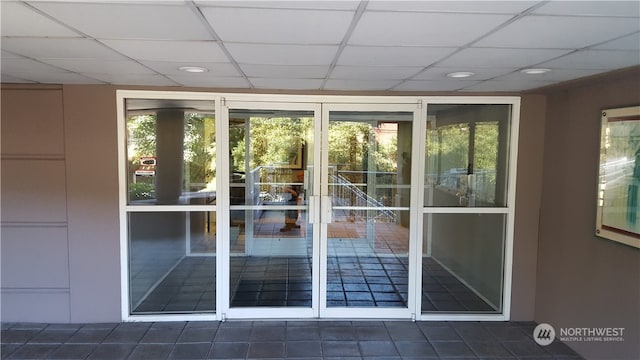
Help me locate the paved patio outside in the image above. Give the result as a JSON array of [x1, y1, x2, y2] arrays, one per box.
[[1, 320, 584, 359]]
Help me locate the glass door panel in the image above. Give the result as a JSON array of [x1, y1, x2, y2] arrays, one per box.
[[227, 108, 316, 312], [322, 109, 415, 315]]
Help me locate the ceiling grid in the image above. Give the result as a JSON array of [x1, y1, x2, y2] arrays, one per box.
[[1, 0, 638, 92]]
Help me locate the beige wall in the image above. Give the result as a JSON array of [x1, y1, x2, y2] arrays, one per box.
[[535, 68, 640, 359], [1, 83, 542, 323], [63, 85, 121, 322], [1, 87, 71, 322], [511, 94, 547, 320], [1, 85, 121, 322]]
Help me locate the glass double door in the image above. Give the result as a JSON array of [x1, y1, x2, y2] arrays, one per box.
[[225, 102, 419, 318]]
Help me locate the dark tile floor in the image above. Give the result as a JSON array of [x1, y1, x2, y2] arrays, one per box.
[[421, 259, 495, 313], [134, 256, 495, 314], [1, 320, 584, 359], [135, 257, 216, 313]]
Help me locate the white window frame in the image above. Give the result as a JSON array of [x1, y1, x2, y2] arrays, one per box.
[[116, 90, 520, 322]]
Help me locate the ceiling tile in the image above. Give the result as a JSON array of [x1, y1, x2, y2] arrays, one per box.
[[476, 15, 640, 49], [414, 67, 516, 81], [195, 1, 360, 10], [1, 74, 36, 83], [31, 2, 212, 40], [226, 44, 338, 65], [1, 2, 80, 37], [141, 61, 241, 77], [324, 79, 400, 91], [366, 1, 538, 14], [85, 73, 177, 86], [438, 48, 571, 68], [250, 78, 324, 90], [1, 38, 125, 60], [1, 0, 636, 91], [338, 46, 456, 67], [492, 68, 606, 83], [330, 65, 422, 80], [392, 80, 479, 92], [239, 64, 329, 78], [101, 40, 228, 62], [533, 1, 640, 17], [460, 79, 555, 92], [1, 50, 22, 60], [538, 49, 640, 70], [594, 32, 640, 51], [13, 71, 105, 84], [1, 58, 69, 74], [167, 75, 250, 88], [201, 7, 353, 44], [42, 59, 155, 74], [350, 12, 512, 46]]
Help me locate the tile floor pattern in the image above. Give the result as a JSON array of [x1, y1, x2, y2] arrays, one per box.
[[1, 320, 584, 359], [134, 256, 494, 314]]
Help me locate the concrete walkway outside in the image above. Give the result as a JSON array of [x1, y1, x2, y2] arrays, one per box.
[[1, 320, 584, 359]]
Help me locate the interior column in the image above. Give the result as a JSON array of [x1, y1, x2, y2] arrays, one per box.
[[155, 109, 184, 205]]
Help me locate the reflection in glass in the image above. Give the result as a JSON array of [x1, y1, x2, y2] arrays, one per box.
[[422, 213, 504, 313], [228, 109, 314, 308], [327, 111, 412, 308], [129, 211, 216, 314], [425, 104, 511, 207], [125, 99, 216, 205], [229, 210, 313, 307]]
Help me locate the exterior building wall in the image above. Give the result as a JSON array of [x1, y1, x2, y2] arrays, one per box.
[[535, 68, 640, 360], [1, 83, 544, 323], [511, 94, 547, 321], [1, 87, 71, 322]]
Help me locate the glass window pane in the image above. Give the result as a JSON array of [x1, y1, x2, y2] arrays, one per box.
[[327, 211, 410, 308], [126, 99, 216, 205], [422, 213, 505, 313], [228, 109, 314, 308], [326, 110, 412, 308], [228, 109, 314, 206], [229, 209, 313, 307], [425, 104, 511, 207], [129, 211, 215, 314]]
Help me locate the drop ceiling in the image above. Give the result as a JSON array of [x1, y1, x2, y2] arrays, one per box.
[[1, 0, 639, 92]]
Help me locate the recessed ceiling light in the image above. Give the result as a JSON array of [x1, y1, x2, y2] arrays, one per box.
[[446, 71, 475, 78], [179, 66, 209, 73], [521, 68, 551, 75]]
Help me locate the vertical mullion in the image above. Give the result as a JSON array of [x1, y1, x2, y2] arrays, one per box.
[[502, 100, 521, 320], [116, 91, 130, 320], [410, 102, 428, 318], [312, 104, 323, 317], [318, 104, 329, 315], [216, 96, 229, 320]]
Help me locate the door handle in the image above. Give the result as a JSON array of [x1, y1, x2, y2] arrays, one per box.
[[322, 196, 333, 224]]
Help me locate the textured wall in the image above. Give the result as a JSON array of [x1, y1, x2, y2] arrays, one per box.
[[1, 87, 71, 322], [1, 84, 543, 323], [510, 94, 547, 320], [536, 68, 640, 359], [62, 85, 121, 322]]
